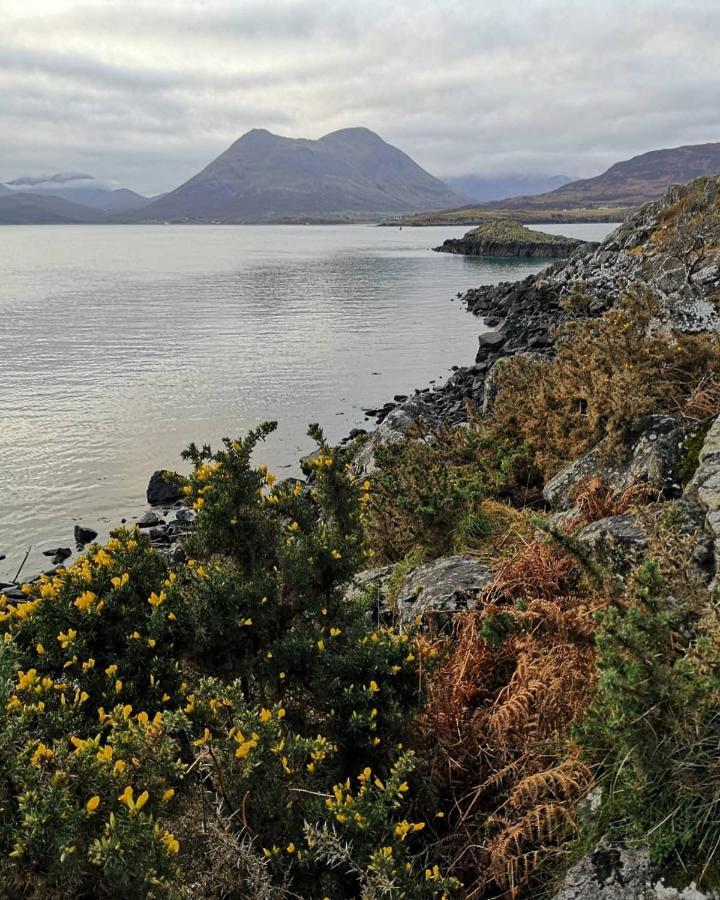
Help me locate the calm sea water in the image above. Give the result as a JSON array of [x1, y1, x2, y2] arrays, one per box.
[[0, 222, 617, 580]]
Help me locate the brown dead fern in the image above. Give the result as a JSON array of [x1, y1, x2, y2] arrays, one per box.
[[421, 538, 600, 898]]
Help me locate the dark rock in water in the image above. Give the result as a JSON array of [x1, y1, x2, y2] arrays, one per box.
[[0, 555, 5, 562], [393, 394, 408, 402], [74, 525, 98, 545], [43, 547, 72, 565], [137, 511, 163, 528], [147, 470, 183, 506]]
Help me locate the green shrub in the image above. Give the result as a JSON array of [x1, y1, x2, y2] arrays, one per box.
[[364, 420, 539, 563], [0, 424, 458, 897], [576, 537, 720, 883]]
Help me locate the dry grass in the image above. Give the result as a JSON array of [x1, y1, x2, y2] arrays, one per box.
[[571, 475, 655, 525]]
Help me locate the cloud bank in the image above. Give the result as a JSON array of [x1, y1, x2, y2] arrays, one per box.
[[1, 0, 717, 194]]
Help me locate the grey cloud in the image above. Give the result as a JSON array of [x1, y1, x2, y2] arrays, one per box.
[[1, 0, 718, 195]]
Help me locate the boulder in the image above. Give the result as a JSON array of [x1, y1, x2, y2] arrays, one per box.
[[350, 396, 444, 475], [345, 566, 395, 602], [395, 555, 492, 629], [147, 470, 183, 506], [74, 525, 98, 546], [344, 555, 492, 629], [544, 416, 691, 511], [137, 511, 163, 528], [552, 846, 716, 900], [575, 514, 648, 574]]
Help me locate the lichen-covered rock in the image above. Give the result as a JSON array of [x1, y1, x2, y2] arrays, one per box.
[[683, 415, 720, 588], [351, 395, 446, 475], [343, 564, 394, 606], [575, 514, 648, 573], [395, 554, 492, 629], [544, 416, 690, 511], [552, 846, 717, 900], [343, 555, 492, 629], [537, 177, 720, 333]]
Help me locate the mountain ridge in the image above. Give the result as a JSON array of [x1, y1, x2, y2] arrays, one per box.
[[131, 127, 467, 223], [485, 141, 720, 210]]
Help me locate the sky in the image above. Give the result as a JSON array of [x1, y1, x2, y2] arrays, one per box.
[[1, 0, 718, 195]]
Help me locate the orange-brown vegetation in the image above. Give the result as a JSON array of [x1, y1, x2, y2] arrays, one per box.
[[423, 539, 602, 897]]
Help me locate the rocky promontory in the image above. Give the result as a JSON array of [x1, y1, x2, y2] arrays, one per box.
[[357, 177, 720, 455], [434, 219, 590, 258]]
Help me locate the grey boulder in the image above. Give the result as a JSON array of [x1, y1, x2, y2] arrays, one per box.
[[544, 416, 691, 511]]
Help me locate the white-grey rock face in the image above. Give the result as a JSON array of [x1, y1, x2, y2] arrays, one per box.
[[537, 178, 720, 333], [344, 554, 492, 629], [684, 415, 720, 589], [543, 416, 691, 511], [552, 846, 717, 900]]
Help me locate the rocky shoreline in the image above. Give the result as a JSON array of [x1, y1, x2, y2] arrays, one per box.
[[358, 178, 720, 454]]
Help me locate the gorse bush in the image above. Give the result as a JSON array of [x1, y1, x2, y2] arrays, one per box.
[[576, 520, 720, 884], [0, 423, 459, 898], [364, 419, 539, 563]]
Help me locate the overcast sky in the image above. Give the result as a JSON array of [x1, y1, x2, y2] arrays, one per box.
[[1, 0, 717, 195]]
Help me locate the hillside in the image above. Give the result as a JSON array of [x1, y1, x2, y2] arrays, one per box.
[[486, 140, 720, 210], [3, 174, 150, 216], [0, 192, 100, 224], [132, 127, 466, 223]]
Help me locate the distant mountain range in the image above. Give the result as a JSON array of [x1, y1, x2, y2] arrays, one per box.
[[0, 192, 101, 225], [4, 136, 720, 225], [445, 173, 573, 203], [132, 127, 466, 223], [484, 142, 720, 210]]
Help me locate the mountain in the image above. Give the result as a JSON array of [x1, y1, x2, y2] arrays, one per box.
[[0, 183, 10, 195], [0, 192, 100, 224], [133, 127, 467, 223], [4, 174, 149, 214], [48, 186, 149, 214], [445, 173, 572, 203], [486, 141, 720, 210]]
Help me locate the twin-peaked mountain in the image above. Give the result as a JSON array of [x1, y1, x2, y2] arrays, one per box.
[[132, 128, 466, 223]]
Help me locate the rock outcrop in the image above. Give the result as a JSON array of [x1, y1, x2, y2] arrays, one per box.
[[434, 220, 589, 258], [683, 415, 720, 588], [355, 177, 720, 449], [552, 846, 716, 900], [543, 416, 693, 511], [345, 554, 492, 629]]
